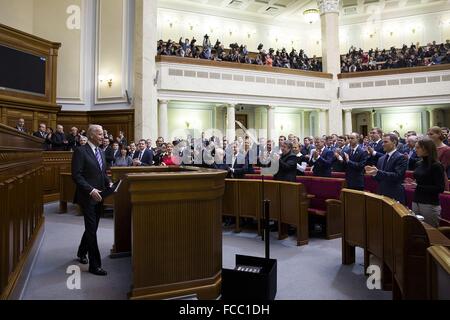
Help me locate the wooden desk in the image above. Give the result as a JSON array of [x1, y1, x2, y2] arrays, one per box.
[[124, 167, 227, 300], [43, 151, 72, 203]]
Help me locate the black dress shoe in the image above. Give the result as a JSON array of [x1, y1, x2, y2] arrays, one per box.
[[89, 267, 107, 276], [77, 256, 88, 264]]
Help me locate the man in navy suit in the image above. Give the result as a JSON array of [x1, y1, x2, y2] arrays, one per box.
[[342, 132, 368, 190], [365, 133, 407, 204], [72, 125, 112, 276], [227, 143, 252, 178], [132, 139, 153, 166], [309, 137, 334, 177], [366, 127, 385, 166], [401, 135, 420, 170]]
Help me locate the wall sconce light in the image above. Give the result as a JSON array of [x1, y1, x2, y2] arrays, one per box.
[[370, 34, 373, 38], [169, 22, 173, 28], [412, 28, 416, 34], [316, 40, 320, 45], [275, 38, 278, 43], [185, 121, 190, 129], [99, 74, 113, 88], [280, 125, 284, 131], [390, 31, 394, 36], [229, 30, 233, 36], [247, 33, 251, 38]]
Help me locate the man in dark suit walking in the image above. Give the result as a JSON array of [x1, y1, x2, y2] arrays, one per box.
[[309, 137, 334, 177], [274, 140, 297, 182], [365, 133, 407, 204], [342, 132, 368, 190], [72, 125, 112, 276]]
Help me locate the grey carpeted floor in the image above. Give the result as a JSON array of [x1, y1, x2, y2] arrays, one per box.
[[22, 202, 391, 300]]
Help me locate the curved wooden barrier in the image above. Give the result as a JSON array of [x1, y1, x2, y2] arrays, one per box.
[[341, 189, 450, 299]]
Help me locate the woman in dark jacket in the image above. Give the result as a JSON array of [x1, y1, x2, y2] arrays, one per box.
[[411, 138, 445, 227]]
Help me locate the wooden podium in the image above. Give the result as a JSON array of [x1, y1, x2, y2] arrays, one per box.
[[119, 167, 227, 300]]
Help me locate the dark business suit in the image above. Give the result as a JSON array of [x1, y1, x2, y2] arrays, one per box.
[[51, 132, 67, 151], [274, 152, 297, 182], [374, 150, 407, 204], [310, 148, 334, 177], [133, 149, 153, 166], [344, 146, 368, 190], [72, 144, 111, 269], [228, 153, 251, 179], [401, 145, 419, 170], [366, 140, 384, 166]]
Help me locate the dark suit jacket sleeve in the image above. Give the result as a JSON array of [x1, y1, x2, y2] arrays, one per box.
[[374, 156, 407, 183], [279, 155, 297, 171], [140, 150, 153, 166], [71, 147, 94, 194], [347, 151, 368, 169], [316, 150, 334, 166]]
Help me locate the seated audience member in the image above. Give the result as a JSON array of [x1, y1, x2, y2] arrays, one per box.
[[67, 127, 81, 151], [309, 137, 334, 177], [365, 133, 407, 204], [114, 146, 133, 167], [33, 123, 47, 139], [273, 140, 297, 182], [428, 126, 450, 180], [15, 118, 28, 133], [46, 127, 54, 149], [128, 142, 137, 159], [442, 127, 449, 146], [133, 139, 153, 166], [402, 135, 420, 170], [161, 143, 179, 166], [33, 123, 49, 149], [117, 131, 127, 146], [292, 142, 308, 176], [366, 127, 385, 166], [227, 142, 251, 179], [410, 138, 445, 227], [51, 125, 69, 151], [79, 136, 88, 146], [343, 132, 368, 190]]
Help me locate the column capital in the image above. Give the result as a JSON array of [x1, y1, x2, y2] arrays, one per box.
[[267, 105, 275, 110], [227, 104, 236, 108], [317, 0, 340, 15], [319, 108, 328, 113], [343, 108, 352, 113], [158, 99, 169, 105]]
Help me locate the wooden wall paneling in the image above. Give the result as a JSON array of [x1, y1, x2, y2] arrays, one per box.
[[42, 152, 73, 203]]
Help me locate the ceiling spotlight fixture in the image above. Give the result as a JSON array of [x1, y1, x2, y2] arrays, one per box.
[[303, 8, 320, 24]]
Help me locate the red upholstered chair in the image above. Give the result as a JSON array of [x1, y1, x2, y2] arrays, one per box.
[[364, 174, 379, 194], [405, 171, 414, 180], [244, 174, 273, 180], [439, 192, 450, 226], [296, 176, 346, 239], [331, 172, 345, 179], [304, 171, 314, 176], [404, 186, 415, 210]]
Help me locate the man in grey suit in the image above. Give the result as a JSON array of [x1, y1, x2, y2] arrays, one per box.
[[365, 133, 407, 204]]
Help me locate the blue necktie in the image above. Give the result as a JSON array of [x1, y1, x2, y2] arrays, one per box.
[[95, 148, 103, 171]]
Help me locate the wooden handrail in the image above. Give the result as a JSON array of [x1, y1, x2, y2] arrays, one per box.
[[338, 63, 450, 79], [156, 55, 334, 79]]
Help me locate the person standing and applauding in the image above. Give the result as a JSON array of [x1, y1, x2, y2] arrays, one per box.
[[71, 125, 112, 276], [410, 138, 445, 227], [365, 133, 407, 204]]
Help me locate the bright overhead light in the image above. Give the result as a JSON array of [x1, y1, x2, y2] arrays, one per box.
[[303, 9, 320, 24]]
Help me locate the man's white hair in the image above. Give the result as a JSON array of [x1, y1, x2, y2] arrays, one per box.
[[87, 124, 103, 139]]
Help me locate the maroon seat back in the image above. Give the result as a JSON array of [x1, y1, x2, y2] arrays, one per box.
[[304, 171, 314, 176], [364, 175, 379, 194], [244, 174, 273, 180], [404, 187, 414, 209], [331, 172, 346, 178], [296, 176, 345, 211], [439, 192, 450, 221], [405, 171, 414, 180]]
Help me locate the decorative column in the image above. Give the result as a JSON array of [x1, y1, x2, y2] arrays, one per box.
[[318, 0, 342, 134], [428, 108, 436, 128], [134, 0, 158, 140], [226, 104, 236, 143], [318, 109, 328, 135], [267, 105, 275, 141], [344, 109, 353, 134], [158, 100, 169, 141]]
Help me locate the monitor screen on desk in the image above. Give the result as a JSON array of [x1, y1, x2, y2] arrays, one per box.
[[0, 44, 46, 95]]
